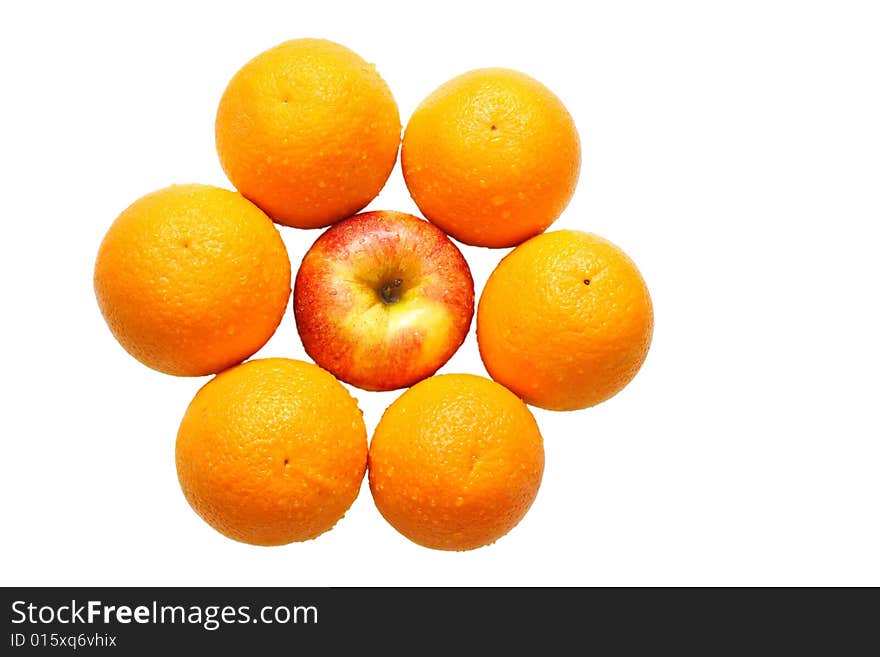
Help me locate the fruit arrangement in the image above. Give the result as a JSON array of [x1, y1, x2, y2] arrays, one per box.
[[94, 38, 654, 551]]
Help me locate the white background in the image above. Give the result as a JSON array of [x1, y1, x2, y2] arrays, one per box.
[[1, 1, 878, 587]]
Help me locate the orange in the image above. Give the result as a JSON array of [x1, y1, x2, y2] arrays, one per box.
[[93, 184, 290, 377], [477, 230, 653, 411], [215, 38, 401, 229], [176, 358, 367, 546], [401, 68, 580, 248], [369, 373, 544, 551]]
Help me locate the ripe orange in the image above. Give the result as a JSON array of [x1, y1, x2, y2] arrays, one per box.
[[94, 184, 290, 376], [369, 374, 544, 551], [401, 68, 580, 248], [215, 38, 401, 229], [477, 230, 653, 411], [176, 358, 368, 546]]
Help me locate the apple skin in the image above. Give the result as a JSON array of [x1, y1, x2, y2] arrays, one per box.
[[294, 211, 475, 391]]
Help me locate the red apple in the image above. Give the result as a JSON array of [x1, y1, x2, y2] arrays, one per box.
[[294, 211, 474, 391]]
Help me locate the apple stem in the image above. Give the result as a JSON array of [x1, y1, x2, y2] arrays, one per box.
[[380, 278, 403, 304]]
